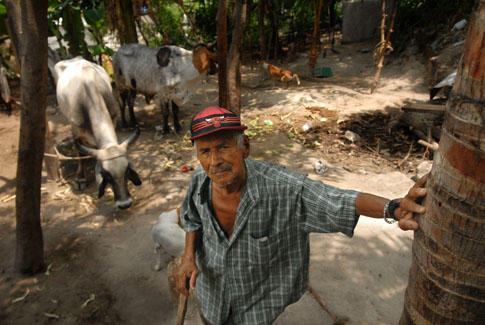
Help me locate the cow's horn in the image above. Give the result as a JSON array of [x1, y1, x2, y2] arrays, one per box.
[[74, 138, 97, 157], [206, 38, 217, 50], [121, 127, 140, 147], [182, 29, 198, 48]]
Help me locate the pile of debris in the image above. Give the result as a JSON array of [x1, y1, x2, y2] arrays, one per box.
[[398, 18, 468, 153]]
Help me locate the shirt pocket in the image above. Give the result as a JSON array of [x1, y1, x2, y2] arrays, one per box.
[[248, 234, 281, 266]]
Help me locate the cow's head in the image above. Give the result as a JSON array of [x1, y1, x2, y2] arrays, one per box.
[[75, 128, 142, 209], [192, 46, 218, 75]]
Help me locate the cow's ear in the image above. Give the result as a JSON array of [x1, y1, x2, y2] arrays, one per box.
[[127, 163, 142, 186], [156, 47, 171, 67]]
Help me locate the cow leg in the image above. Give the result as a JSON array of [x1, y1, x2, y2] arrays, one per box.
[[172, 101, 182, 133], [128, 89, 137, 126], [75, 151, 88, 191], [119, 90, 130, 128], [162, 101, 171, 134]]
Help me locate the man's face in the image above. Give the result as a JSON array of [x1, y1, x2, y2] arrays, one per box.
[[195, 131, 249, 187]]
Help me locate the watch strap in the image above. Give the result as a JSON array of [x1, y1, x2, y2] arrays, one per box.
[[384, 199, 400, 224]]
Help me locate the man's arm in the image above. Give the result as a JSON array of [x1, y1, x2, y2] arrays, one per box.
[[175, 231, 202, 296], [355, 175, 428, 230]]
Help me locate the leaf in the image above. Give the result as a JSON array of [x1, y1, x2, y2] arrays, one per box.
[[12, 288, 30, 304], [81, 294, 95, 308], [88, 44, 105, 56], [83, 8, 105, 27]]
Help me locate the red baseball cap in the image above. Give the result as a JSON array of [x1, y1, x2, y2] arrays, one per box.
[[190, 107, 247, 140]]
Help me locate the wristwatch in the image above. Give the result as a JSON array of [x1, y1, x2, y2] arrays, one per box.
[[383, 199, 400, 224]]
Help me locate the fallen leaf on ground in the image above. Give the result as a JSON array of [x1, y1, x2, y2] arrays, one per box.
[[44, 313, 59, 319], [12, 288, 30, 304], [81, 294, 95, 308]]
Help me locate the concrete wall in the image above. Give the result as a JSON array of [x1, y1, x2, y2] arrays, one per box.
[[342, 0, 392, 43]]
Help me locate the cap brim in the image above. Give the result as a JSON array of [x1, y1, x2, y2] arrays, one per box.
[[189, 126, 248, 141]]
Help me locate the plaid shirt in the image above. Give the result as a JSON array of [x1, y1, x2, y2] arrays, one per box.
[[180, 158, 360, 325]]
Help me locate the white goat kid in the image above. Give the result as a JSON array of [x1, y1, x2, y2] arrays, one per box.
[[152, 208, 185, 271]]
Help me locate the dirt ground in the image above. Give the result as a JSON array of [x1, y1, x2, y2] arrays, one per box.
[[0, 39, 436, 324]]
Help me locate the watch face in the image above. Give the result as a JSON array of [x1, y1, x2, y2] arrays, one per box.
[[389, 199, 400, 220]]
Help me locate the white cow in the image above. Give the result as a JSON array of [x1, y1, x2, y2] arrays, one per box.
[[112, 43, 217, 132], [53, 57, 142, 209]]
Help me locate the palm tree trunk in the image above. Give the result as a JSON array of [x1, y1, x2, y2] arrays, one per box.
[[399, 1, 485, 323]]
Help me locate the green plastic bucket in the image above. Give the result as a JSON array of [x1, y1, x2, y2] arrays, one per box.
[[314, 67, 333, 78]]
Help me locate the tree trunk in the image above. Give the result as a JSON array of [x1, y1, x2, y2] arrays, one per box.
[[105, 0, 138, 45], [370, 0, 398, 94], [4, 0, 21, 71], [308, 0, 324, 76], [258, 0, 267, 60], [265, 0, 279, 61], [15, 0, 48, 274], [119, 0, 138, 44], [399, 1, 485, 323], [226, 0, 248, 116], [217, 0, 228, 109]]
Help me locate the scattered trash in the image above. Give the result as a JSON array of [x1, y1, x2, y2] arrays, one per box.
[[301, 120, 313, 132], [314, 160, 328, 174], [430, 70, 457, 100], [263, 120, 274, 126], [320, 117, 327, 122], [44, 313, 60, 319], [45, 264, 52, 276], [181, 166, 189, 173], [155, 125, 164, 131], [12, 288, 30, 304], [451, 19, 467, 32], [155, 133, 164, 141], [81, 293, 95, 308], [344, 130, 361, 143]]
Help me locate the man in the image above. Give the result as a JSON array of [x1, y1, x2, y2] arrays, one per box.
[[175, 106, 427, 324]]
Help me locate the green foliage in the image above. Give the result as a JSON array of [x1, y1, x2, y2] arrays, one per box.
[[0, 3, 7, 36], [148, 1, 185, 46], [190, 1, 218, 42], [48, 0, 113, 60]]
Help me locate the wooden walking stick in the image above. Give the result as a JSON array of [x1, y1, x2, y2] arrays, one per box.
[[176, 292, 188, 325]]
